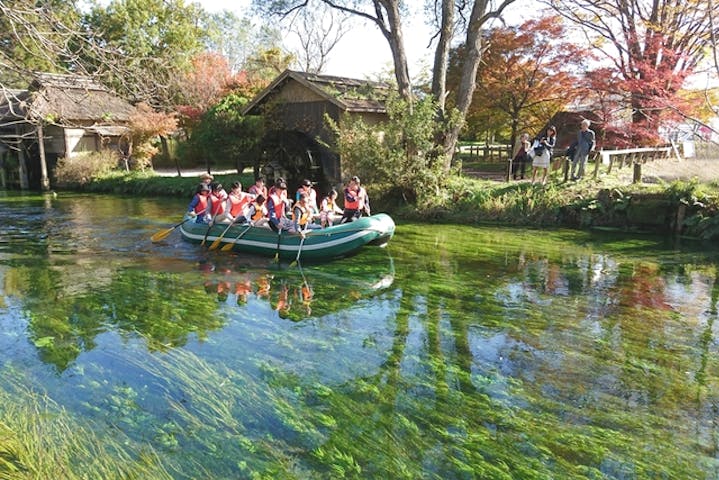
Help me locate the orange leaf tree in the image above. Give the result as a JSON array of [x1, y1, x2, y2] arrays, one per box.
[[127, 103, 178, 170], [449, 16, 590, 145]]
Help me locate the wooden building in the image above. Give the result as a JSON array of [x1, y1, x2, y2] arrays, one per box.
[[242, 69, 389, 187], [0, 73, 135, 190]]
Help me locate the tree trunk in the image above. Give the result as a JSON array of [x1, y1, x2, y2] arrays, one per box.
[[380, 0, 413, 102], [442, 0, 486, 172], [431, 0, 455, 113]]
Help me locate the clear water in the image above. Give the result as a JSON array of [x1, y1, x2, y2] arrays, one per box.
[[1, 191, 718, 479]]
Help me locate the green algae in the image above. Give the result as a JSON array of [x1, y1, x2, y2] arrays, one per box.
[[1, 194, 719, 478]]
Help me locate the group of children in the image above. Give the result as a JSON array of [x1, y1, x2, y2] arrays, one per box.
[[186, 173, 371, 235]]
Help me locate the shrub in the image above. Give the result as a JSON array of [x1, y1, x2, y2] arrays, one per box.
[[328, 93, 447, 205], [54, 150, 119, 187]]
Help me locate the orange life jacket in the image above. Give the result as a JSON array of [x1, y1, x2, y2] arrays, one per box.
[[292, 203, 310, 227], [193, 194, 209, 215], [228, 192, 253, 217], [250, 202, 266, 222]]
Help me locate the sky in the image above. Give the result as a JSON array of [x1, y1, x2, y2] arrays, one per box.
[[196, 0, 452, 79]]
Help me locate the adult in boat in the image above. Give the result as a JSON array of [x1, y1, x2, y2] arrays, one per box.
[[248, 176, 268, 198], [187, 183, 211, 223], [246, 194, 269, 227], [340, 176, 370, 223], [295, 179, 319, 218], [199, 172, 214, 186], [267, 181, 292, 232], [218, 181, 254, 224], [292, 193, 322, 235], [320, 189, 343, 228], [355, 176, 371, 217]]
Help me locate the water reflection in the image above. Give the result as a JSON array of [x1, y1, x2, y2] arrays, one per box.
[[2, 243, 395, 371], [197, 253, 394, 321], [2, 192, 719, 478]]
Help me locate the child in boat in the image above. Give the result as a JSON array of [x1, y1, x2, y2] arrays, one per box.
[[217, 181, 253, 224], [320, 189, 343, 228], [187, 183, 211, 223], [292, 194, 322, 234], [267, 181, 292, 232], [246, 194, 269, 228], [247, 176, 267, 198], [208, 182, 228, 222], [295, 179, 319, 218]]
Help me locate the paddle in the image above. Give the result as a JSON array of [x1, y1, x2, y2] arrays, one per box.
[[289, 231, 307, 267], [209, 216, 243, 251], [273, 229, 282, 262], [200, 215, 217, 247], [151, 217, 191, 243], [220, 224, 253, 252]]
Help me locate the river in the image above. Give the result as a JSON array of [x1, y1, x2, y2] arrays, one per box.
[[1, 191, 718, 479]]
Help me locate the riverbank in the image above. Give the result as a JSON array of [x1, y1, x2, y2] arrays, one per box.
[[64, 159, 719, 240]]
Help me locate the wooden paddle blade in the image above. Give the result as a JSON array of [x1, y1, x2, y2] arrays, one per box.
[[208, 238, 222, 250], [150, 228, 173, 243], [220, 242, 235, 252]]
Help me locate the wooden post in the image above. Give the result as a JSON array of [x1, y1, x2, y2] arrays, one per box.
[[562, 156, 570, 181], [37, 123, 50, 191], [16, 125, 29, 189], [592, 152, 601, 179], [633, 162, 642, 183], [506, 156, 513, 182], [0, 150, 6, 188]]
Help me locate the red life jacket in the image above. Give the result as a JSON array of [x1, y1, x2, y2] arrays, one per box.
[[193, 194, 209, 215], [344, 187, 360, 210], [269, 193, 285, 220]]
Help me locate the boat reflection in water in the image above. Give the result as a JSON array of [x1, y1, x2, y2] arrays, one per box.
[[197, 249, 395, 321]]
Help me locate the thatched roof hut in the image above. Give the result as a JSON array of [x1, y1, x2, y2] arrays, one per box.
[[0, 73, 135, 125], [0, 73, 136, 190]]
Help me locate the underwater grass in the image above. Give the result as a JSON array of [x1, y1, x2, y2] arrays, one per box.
[[0, 373, 172, 480]]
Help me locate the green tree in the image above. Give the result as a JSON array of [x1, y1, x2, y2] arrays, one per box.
[[184, 93, 264, 174], [328, 93, 446, 204], [83, 0, 209, 109], [0, 0, 83, 86]]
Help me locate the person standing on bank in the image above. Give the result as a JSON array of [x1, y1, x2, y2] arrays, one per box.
[[570, 119, 596, 181], [530, 125, 557, 185], [511, 132, 531, 180]]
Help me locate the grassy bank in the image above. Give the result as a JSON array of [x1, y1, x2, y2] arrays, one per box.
[[391, 176, 719, 240], [65, 163, 719, 240], [76, 170, 255, 197]]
